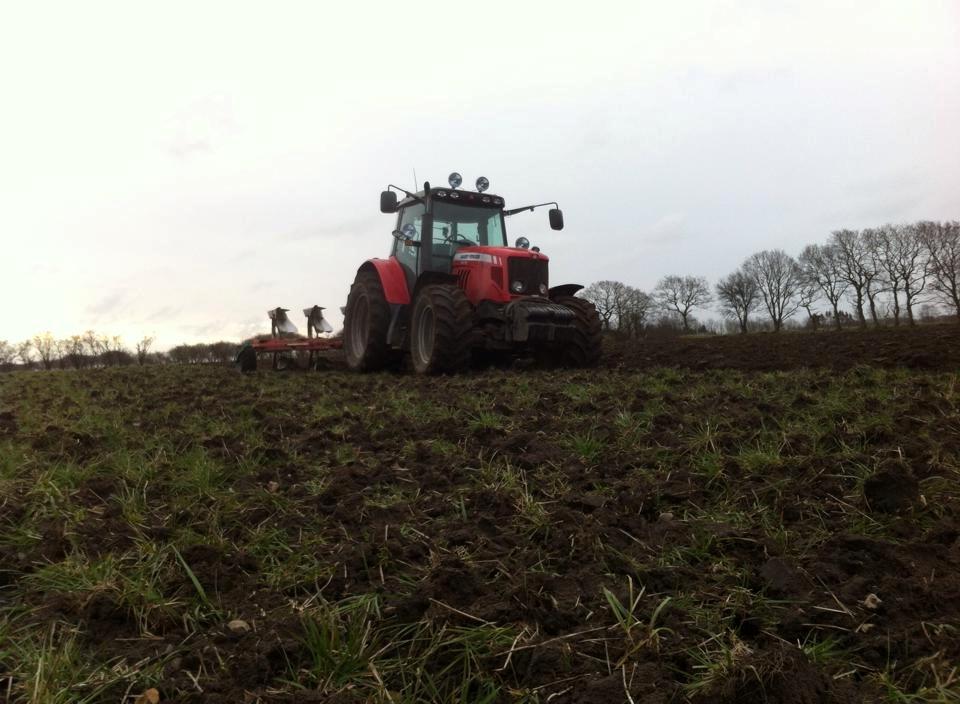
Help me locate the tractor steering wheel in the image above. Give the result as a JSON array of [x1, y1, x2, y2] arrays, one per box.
[[440, 231, 475, 247]]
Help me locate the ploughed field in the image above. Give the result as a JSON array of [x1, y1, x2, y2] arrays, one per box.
[[1, 328, 959, 703], [606, 322, 960, 373]]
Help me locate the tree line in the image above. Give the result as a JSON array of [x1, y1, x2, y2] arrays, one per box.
[[0, 333, 239, 372], [582, 219, 959, 335]]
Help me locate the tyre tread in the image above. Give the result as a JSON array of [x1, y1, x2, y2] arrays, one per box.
[[412, 285, 472, 374], [554, 296, 602, 367], [344, 270, 393, 371]]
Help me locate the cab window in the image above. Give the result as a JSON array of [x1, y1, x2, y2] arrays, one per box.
[[431, 203, 506, 247], [394, 203, 425, 285]]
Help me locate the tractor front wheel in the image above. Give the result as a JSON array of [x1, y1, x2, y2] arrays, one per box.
[[344, 270, 393, 371], [410, 285, 472, 374], [551, 296, 602, 367]]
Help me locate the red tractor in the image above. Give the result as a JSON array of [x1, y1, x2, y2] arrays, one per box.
[[343, 173, 601, 373]]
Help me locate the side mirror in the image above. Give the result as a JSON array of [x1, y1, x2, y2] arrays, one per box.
[[380, 190, 398, 213], [548, 208, 564, 230]]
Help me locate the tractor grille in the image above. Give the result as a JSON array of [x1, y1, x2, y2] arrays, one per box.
[[507, 257, 548, 295]]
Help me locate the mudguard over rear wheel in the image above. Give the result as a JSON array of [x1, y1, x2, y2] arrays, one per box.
[[344, 270, 393, 371], [410, 284, 472, 374]]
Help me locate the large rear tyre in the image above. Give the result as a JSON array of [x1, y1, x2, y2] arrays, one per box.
[[553, 296, 602, 368], [344, 270, 393, 371], [410, 284, 473, 374]]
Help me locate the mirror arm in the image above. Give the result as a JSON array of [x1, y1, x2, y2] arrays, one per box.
[[392, 230, 421, 247], [503, 201, 559, 217], [387, 184, 425, 205]]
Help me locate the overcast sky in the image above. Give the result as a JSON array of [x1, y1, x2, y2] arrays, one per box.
[[2, 1, 958, 348]]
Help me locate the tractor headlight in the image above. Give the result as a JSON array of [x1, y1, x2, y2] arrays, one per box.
[[515, 236, 530, 249], [539, 283, 548, 295], [511, 280, 525, 293]]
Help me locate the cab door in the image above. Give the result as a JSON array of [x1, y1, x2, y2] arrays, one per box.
[[392, 203, 425, 292]]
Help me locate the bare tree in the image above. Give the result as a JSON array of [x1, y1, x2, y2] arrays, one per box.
[[580, 281, 622, 330], [82, 330, 103, 365], [869, 225, 905, 325], [16, 340, 33, 368], [715, 268, 760, 333], [136, 336, 155, 365], [98, 335, 132, 366], [895, 223, 930, 325], [618, 287, 654, 338], [53, 338, 66, 368], [798, 244, 849, 328], [921, 220, 960, 322], [31, 332, 58, 371], [0, 340, 15, 369], [63, 335, 86, 369], [654, 275, 712, 333], [870, 223, 930, 325], [830, 229, 872, 327], [744, 249, 802, 332], [797, 275, 821, 328], [860, 228, 886, 327], [611, 285, 632, 333]]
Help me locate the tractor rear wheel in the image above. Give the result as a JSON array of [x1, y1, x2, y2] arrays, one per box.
[[410, 284, 472, 374], [344, 270, 393, 371], [552, 296, 602, 367]]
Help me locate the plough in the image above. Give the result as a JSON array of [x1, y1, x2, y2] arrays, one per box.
[[236, 306, 341, 372]]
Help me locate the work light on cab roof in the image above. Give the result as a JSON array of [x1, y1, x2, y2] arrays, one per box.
[[343, 171, 602, 374]]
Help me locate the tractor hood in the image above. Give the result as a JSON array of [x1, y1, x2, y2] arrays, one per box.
[[453, 246, 549, 263], [452, 245, 551, 301]]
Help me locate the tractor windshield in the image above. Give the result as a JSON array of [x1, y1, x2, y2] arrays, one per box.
[[431, 203, 506, 248]]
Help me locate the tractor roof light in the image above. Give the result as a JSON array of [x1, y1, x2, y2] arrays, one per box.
[[476, 176, 489, 192], [515, 236, 530, 249], [448, 172, 462, 189]]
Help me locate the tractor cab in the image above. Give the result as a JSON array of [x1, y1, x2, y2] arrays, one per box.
[[387, 184, 509, 290], [344, 172, 601, 374], [380, 173, 566, 302]]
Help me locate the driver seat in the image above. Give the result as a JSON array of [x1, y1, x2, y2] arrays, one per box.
[[431, 242, 454, 271]]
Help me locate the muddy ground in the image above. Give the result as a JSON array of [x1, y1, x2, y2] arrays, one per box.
[[1, 326, 958, 703], [605, 323, 960, 372]]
